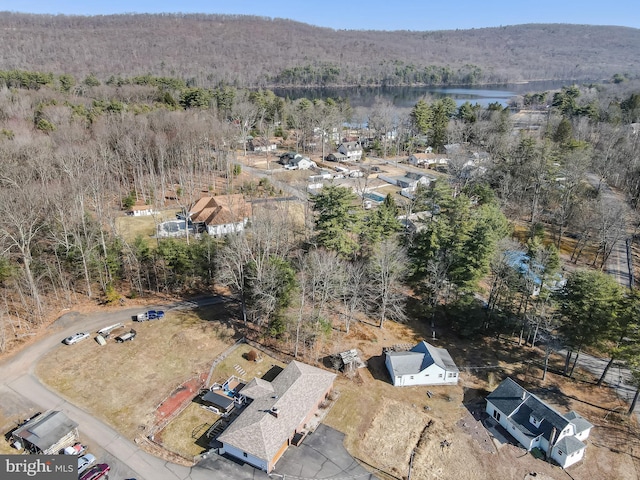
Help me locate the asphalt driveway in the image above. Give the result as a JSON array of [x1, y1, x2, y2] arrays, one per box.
[[197, 424, 377, 479], [273, 424, 377, 479]]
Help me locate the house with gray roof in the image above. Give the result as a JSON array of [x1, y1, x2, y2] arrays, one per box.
[[486, 377, 593, 469], [385, 341, 459, 386], [218, 361, 336, 472], [337, 142, 363, 161], [11, 411, 79, 454]]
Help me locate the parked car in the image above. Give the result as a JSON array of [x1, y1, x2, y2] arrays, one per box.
[[63, 333, 90, 345], [79, 463, 110, 480], [62, 443, 86, 455], [115, 329, 136, 343], [78, 454, 96, 474]]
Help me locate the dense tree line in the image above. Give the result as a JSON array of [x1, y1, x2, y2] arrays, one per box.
[[1, 13, 640, 88]]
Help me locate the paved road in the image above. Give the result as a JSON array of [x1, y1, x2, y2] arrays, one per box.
[[0, 298, 230, 480], [594, 175, 634, 290], [0, 296, 375, 480], [567, 174, 638, 416]]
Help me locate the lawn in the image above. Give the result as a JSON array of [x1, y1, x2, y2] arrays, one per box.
[[323, 318, 639, 480], [36, 305, 239, 439], [208, 343, 286, 384], [156, 343, 285, 459], [154, 402, 217, 459], [115, 209, 178, 245]]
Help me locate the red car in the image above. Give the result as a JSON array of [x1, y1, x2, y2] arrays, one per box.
[[79, 463, 110, 480]]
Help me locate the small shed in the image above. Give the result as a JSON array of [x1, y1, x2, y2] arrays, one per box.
[[336, 349, 367, 372], [11, 411, 79, 454]]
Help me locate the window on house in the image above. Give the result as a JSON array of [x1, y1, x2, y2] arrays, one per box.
[[557, 450, 563, 456], [493, 410, 501, 421], [438, 373, 443, 377], [243, 452, 248, 458], [410, 376, 414, 379]]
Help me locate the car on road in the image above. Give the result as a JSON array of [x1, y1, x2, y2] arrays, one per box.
[[79, 463, 110, 480], [78, 454, 96, 474], [63, 333, 90, 345]]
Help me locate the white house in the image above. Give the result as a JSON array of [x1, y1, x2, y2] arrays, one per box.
[[385, 341, 459, 386], [127, 204, 154, 216], [189, 194, 252, 237], [250, 138, 277, 153], [288, 156, 316, 170], [325, 152, 348, 163], [218, 361, 336, 472], [407, 153, 448, 168], [378, 172, 434, 192], [486, 378, 593, 469], [337, 142, 363, 161]]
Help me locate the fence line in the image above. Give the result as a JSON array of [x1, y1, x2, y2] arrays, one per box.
[[205, 336, 247, 387]]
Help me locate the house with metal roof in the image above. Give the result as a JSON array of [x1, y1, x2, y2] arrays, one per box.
[[486, 378, 593, 469], [11, 411, 79, 454], [217, 360, 336, 472], [385, 341, 459, 386]]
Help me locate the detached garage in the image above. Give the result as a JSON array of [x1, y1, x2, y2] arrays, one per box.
[[385, 341, 459, 386], [11, 411, 79, 454]]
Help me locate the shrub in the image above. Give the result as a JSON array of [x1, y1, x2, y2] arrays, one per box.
[[246, 349, 259, 362]]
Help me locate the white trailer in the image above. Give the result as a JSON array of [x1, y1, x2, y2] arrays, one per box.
[[97, 322, 123, 337]]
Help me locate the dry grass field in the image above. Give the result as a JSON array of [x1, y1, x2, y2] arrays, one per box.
[[0, 386, 42, 454], [36, 305, 239, 438], [323, 319, 640, 480], [31, 297, 640, 479]]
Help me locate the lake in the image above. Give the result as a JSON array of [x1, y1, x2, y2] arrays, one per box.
[[272, 80, 574, 108]]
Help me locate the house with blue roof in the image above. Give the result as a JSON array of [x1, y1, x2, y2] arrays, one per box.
[[486, 378, 593, 469], [385, 341, 459, 386]]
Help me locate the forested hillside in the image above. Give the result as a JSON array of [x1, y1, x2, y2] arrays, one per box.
[[1, 12, 639, 87]]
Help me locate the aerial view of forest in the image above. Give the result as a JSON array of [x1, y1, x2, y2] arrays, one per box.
[[1, 8, 640, 480]]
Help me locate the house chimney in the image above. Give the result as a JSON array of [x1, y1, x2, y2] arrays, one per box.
[[546, 427, 557, 460], [270, 407, 280, 418]]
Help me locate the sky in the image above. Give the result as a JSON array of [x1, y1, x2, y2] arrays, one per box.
[[5, 0, 640, 31]]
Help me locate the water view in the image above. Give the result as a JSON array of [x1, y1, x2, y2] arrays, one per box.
[[272, 80, 574, 108]]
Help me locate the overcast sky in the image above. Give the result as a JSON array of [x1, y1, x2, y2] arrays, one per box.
[[6, 0, 640, 31]]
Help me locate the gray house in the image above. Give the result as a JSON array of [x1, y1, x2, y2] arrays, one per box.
[[337, 142, 363, 161], [11, 411, 79, 454], [486, 378, 593, 469], [218, 361, 336, 472]]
